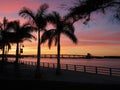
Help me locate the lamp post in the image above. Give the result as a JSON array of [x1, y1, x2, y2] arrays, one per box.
[[19, 43, 24, 58]]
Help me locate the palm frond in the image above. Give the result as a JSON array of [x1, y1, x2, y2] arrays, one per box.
[[54, 35, 58, 46], [19, 7, 35, 21], [3, 17, 8, 28], [24, 39, 32, 42], [35, 4, 49, 30], [48, 35, 57, 49], [37, 3, 49, 16], [66, 0, 117, 24], [23, 22, 38, 32], [41, 29, 55, 44], [48, 30, 58, 48], [62, 30, 78, 44], [22, 23, 35, 33], [47, 11, 61, 24], [63, 22, 75, 33], [41, 29, 57, 49], [6, 20, 20, 32], [35, 15, 47, 29]]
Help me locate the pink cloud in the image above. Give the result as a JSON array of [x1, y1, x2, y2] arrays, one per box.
[[72, 21, 120, 47], [0, 0, 41, 14], [0, 0, 120, 56], [75, 21, 120, 41], [0, 0, 61, 14], [77, 40, 120, 46]]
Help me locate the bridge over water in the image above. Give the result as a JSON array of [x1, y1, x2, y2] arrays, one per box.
[[4, 54, 86, 59], [40, 54, 86, 59], [1, 54, 104, 59]]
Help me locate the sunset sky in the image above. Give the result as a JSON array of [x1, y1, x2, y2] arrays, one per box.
[[0, 0, 120, 56]]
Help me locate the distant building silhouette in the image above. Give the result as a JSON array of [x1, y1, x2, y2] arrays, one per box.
[[85, 53, 92, 59]]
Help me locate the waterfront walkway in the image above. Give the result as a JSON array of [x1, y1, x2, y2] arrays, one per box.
[[0, 62, 120, 89]]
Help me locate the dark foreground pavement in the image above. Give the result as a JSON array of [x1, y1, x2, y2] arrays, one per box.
[[0, 62, 120, 89], [0, 79, 120, 89]]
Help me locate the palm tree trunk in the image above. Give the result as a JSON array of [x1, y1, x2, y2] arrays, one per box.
[[35, 30, 41, 78], [1, 44, 5, 72], [56, 34, 61, 75], [5, 45, 8, 61], [14, 42, 20, 77], [2, 44, 5, 62], [15, 42, 19, 64]]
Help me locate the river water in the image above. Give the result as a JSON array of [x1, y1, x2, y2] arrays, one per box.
[[11, 57, 120, 68]]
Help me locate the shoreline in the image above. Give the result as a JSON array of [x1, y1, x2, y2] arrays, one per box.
[[1, 54, 120, 59]]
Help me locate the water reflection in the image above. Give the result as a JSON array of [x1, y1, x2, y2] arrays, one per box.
[[6, 57, 120, 68]]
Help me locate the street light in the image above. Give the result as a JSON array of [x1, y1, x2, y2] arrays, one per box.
[[19, 43, 24, 55]]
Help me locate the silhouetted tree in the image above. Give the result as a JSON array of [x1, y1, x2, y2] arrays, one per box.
[[0, 17, 12, 62], [7, 20, 36, 64], [0, 17, 16, 73], [5, 20, 35, 77], [19, 3, 49, 78], [41, 11, 77, 75], [66, 0, 120, 24]]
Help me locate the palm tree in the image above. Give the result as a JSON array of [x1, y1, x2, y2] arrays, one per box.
[[0, 31, 12, 61], [0, 31, 12, 62], [0, 17, 12, 62], [0, 31, 13, 73], [19, 3, 49, 78], [0, 17, 15, 72], [6, 20, 36, 64], [41, 11, 78, 75], [66, 0, 120, 24]]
